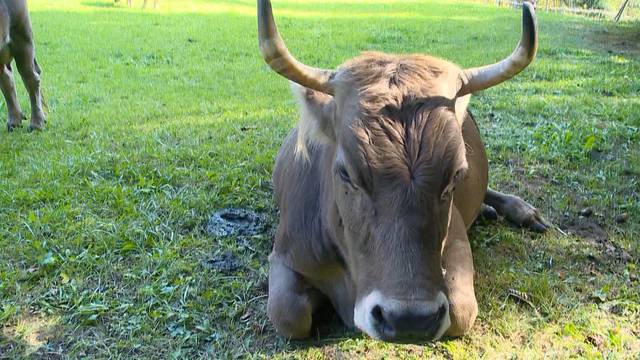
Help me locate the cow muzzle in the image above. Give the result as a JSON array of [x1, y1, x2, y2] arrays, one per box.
[[354, 290, 451, 342]]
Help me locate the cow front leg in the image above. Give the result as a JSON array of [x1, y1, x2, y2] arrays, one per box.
[[13, 41, 45, 131], [267, 257, 324, 339], [0, 63, 25, 131], [443, 208, 478, 337], [484, 189, 548, 233]]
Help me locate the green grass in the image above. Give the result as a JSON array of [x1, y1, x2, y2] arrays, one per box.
[[0, 0, 638, 358]]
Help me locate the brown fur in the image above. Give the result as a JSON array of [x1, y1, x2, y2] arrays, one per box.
[[269, 52, 486, 340], [262, 2, 547, 342], [0, 0, 45, 131]]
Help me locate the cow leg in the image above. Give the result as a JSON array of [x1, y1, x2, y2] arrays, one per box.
[[443, 207, 478, 337], [0, 63, 25, 131], [484, 189, 548, 233], [267, 257, 323, 339], [13, 41, 45, 131]]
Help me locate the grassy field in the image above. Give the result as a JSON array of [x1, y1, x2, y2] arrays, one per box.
[[0, 0, 638, 358]]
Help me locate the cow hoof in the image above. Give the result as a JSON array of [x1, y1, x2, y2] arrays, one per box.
[[480, 204, 498, 220], [29, 113, 46, 131], [28, 123, 44, 132], [501, 195, 549, 233], [7, 122, 21, 132]]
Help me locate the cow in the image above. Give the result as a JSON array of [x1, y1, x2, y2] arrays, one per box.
[[0, 0, 45, 131], [115, 0, 159, 9], [258, 0, 547, 341]]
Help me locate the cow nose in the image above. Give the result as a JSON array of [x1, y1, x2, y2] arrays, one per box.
[[369, 300, 449, 341]]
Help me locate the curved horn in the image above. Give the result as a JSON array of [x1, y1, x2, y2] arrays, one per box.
[[457, 2, 538, 97], [257, 0, 335, 95]]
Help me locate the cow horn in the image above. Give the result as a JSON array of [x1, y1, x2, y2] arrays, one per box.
[[457, 2, 538, 97], [257, 0, 335, 95]]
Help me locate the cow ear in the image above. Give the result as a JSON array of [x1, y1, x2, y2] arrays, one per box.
[[291, 82, 337, 159]]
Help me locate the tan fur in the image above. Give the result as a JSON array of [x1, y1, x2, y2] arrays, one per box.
[[0, 0, 45, 131], [0, 2, 10, 50], [260, 0, 542, 342], [269, 51, 488, 340]]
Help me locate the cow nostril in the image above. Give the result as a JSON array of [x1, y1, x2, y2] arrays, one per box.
[[366, 298, 449, 341], [436, 303, 447, 322], [371, 305, 395, 338], [371, 305, 385, 324]]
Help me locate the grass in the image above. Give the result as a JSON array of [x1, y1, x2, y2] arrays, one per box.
[[0, 0, 638, 358]]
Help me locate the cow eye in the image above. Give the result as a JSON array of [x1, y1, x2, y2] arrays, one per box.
[[337, 166, 352, 184]]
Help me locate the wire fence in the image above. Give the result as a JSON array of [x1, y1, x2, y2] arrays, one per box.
[[481, 0, 639, 20]]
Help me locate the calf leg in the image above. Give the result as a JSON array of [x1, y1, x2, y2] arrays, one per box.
[[0, 63, 25, 131], [484, 189, 548, 233], [13, 43, 45, 131], [267, 256, 323, 339], [444, 208, 478, 337]]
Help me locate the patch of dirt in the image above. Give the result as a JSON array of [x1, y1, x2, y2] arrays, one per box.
[[1, 313, 59, 358], [204, 208, 270, 271], [560, 214, 633, 264], [206, 208, 266, 238], [587, 24, 640, 57], [202, 252, 242, 273], [561, 215, 609, 242]]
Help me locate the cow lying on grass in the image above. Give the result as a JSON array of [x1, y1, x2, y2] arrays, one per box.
[[0, 0, 45, 131], [258, 0, 547, 341], [114, 0, 159, 9]]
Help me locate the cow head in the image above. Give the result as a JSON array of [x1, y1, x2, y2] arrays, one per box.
[[258, 0, 537, 341]]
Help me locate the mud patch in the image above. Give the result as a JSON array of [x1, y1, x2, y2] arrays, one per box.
[[1, 313, 59, 357], [560, 215, 633, 264], [206, 208, 266, 238], [561, 216, 608, 242], [202, 252, 242, 273], [589, 25, 640, 57], [203, 208, 270, 273]]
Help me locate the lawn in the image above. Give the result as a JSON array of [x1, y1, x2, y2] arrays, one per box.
[[0, 0, 638, 358]]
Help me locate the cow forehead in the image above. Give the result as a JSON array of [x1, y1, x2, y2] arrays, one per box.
[[329, 52, 467, 189], [334, 52, 463, 103], [339, 105, 465, 193]]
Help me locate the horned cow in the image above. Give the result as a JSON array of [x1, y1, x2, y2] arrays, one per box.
[[0, 0, 45, 131], [258, 0, 547, 341]]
